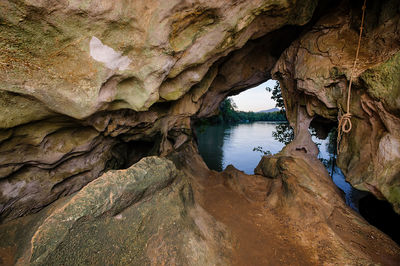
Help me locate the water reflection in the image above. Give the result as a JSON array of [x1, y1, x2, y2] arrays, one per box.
[[196, 122, 399, 242], [269, 123, 366, 211], [196, 124, 229, 172], [196, 122, 366, 212], [310, 129, 368, 212], [196, 122, 286, 174]]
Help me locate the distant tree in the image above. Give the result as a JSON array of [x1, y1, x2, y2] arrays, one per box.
[[220, 98, 237, 112], [266, 81, 285, 112], [219, 98, 237, 122], [196, 89, 288, 127]]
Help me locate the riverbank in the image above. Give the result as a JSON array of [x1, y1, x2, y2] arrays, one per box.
[[196, 121, 400, 244]]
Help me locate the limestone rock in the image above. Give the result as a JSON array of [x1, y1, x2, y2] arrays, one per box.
[[0, 0, 319, 220], [172, 143, 400, 265], [0, 156, 232, 265], [273, 0, 400, 212], [1, 0, 400, 263], [0, 0, 317, 123], [252, 152, 400, 264]]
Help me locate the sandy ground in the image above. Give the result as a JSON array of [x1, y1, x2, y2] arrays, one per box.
[[195, 166, 400, 266]]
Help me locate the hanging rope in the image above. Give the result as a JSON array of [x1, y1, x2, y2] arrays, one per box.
[[337, 0, 367, 154]]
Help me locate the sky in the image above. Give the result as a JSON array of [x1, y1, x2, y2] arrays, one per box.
[[230, 79, 278, 112]]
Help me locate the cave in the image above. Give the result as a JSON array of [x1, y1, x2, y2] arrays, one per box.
[[1, 0, 400, 264]]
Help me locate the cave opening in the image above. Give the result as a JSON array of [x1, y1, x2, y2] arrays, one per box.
[[1, 0, 400, 262], [359, 194, 400, 245], [195, 79, 288, 174], [309, 116, 400, 245], [196, 80, 400, 245]]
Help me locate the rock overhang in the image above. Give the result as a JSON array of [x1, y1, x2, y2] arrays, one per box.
[[0, 0, 400, 264], [0, 0, 400, 220]]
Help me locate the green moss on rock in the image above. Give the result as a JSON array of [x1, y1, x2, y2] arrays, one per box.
[[361, 52, 400, 115]]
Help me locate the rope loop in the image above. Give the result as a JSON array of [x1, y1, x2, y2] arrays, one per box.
[[337, 112, 353, 154], [337, 0, 366, 154], [340, 113, 352, 133]]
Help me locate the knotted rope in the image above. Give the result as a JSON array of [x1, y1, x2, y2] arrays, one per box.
[[337, 0, 367, 154]]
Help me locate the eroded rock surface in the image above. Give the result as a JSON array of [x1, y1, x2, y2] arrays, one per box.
[[273, 0, 400, 212], [0, 0, 319, 221], [0, 156, 233, 265], [0, 0, 316, 122], [1, 145, 399, 265], [253, 152, 400, 265], [1, 0, 400, 264]]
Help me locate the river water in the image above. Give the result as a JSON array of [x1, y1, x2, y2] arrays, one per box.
[[196, 121, 366, 212]]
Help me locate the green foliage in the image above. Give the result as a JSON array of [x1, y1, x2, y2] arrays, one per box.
[[196, 81, 287, 127], [253, 146, 272, 156], [219, 98, 238, 123], [214, 98, 287, 124], [272, 123, 294, 145], [266, 81, 285, 112], [252, 123, 293, 156]]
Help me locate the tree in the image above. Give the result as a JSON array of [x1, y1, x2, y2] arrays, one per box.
[[253, 146, 272, 156], [196, 85, 288, 127], [219, 98, 239, 123], [266, 81, 285, 112], [272, 123, 294, 145]]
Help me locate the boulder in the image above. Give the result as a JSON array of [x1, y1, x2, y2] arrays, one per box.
[[0, 156, 232, 265]]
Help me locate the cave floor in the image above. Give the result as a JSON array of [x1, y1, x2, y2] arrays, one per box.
[[199, 171, 314, 265], [194, 164, 400, 266], [1, 146, 399, 265]]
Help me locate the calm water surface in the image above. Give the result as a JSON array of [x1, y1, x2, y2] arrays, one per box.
[[196, 121, 366, 211]]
